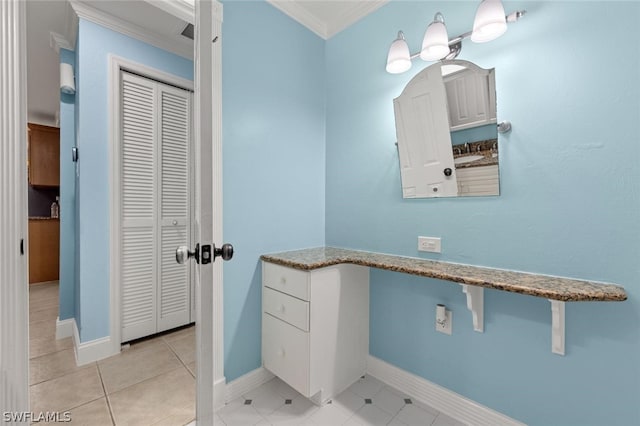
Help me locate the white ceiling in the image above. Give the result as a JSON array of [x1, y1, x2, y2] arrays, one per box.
[[26, 0, 386, 126]]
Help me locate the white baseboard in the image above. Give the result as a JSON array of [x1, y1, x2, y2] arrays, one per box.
[[367, 355, 526, 426], [224, 367, 274, 404], [72, 320, 117, 366], [55, 317, 74, 340]]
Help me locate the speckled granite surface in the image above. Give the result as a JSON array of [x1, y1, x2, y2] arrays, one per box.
[[261, 247, 627, 302]]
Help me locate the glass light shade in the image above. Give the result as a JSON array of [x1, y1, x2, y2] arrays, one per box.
[[471, 0, 507, 43], [60, 63, 75, 95], [420, 18, 450, 62], [386, 32, 412, 74]]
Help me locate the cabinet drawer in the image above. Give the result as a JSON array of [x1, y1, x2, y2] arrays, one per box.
[[262, 313, 309, 396], [263, 287, 309, 332], [263, 262, 310, 301]]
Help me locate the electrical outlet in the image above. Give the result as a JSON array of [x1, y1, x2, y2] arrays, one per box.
[[418, 236, 441, 253], [436, 309, 452, 335]]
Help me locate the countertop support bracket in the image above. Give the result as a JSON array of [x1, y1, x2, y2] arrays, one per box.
[[550, 300, 565, 356], [462, 285, 484, 332]]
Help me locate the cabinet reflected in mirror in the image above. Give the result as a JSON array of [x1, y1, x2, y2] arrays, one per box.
[[394, 60, 499, 198]]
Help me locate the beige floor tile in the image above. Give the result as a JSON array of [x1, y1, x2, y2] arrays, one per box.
[[30, 348, 91, 385], [99, 340, 183, 394], [162, 325, 195, 342], [29, 318, 57, 341], [29, 281, 59, 296], [29, 306, 59, 324], [29, 297, 60, 312], [40, 397, 113, 426], [149, 408, 195, 426], [186, 361, 196, 378], [30, 365, 104, 414], [108, 367, 195, 426], [30, 336, 74, 359], [165, 333, 195, 365]]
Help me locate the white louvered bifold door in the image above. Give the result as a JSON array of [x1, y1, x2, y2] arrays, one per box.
[[120, 72, 158, 342], [120, 72, 192, 342], [157, 86, 192, 332]]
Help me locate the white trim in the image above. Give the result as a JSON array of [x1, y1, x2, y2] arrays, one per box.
[[367, 355, 526, 426], [266, 0, 327, 39], [211, 0, 225, 408], [223, 367, 275, 406], [1, 0, 29, 415], [214, 377, 226, 410], [50, 31, 73, 53], [69, 0, 192, 59], [266, 0, 389, 39], [108, 54, 195, 356], [55, 317, 75, 340], [144, 0, 195, 25], [72, 319, 115, 366]]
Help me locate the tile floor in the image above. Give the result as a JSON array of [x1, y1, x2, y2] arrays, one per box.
[[29, 281, 196, 425], [29, 281, 465, 426], [216, 375, 466, 426]]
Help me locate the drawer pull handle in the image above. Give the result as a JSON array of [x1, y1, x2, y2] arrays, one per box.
[[277, 304, 285, 313]]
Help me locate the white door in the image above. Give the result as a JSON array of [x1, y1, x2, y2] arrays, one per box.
[[0, 0, 30, 420], [120, 72, 193, 342], [394, 63, 457, 198]]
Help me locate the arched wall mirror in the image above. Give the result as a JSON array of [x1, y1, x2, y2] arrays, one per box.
[[394, 60, 500, 198]]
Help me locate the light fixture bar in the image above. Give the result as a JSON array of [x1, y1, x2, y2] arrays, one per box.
[[396, 10, 527, 65], [403, 10, 525, 62]]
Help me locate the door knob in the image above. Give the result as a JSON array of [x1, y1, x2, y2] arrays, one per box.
[[176, 244, 199, 264], [213, 243, 234, 262], [443, 168, 452, 177]]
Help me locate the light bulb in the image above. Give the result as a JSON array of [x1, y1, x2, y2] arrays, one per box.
[[471, 0, 507, 43], [386, 31, 412, 74], [420, 13, 450, 62]]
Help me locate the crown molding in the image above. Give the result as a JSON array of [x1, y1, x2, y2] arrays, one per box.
[[143, 0, 194, 24], [50, 31, 73, 53], [266, 0, 389, 40], [69, 0, 192, 59], [266, 0, 328, 39], [325, 0, 389, 38]]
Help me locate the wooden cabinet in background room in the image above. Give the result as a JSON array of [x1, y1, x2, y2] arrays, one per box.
[[28, 123, 60, 187], [29, 219, 60, 284]]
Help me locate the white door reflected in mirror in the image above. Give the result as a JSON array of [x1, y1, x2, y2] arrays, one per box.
[[394, 60, 500, 198]]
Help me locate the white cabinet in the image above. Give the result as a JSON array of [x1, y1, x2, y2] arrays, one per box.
[[456, 165, 499, 196], [262, 262, 369, 404], [444, 68, 496, 132]]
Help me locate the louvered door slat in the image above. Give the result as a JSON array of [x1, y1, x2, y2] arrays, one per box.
[[158, 87, 192, 332], [120, 72, 157, 342]]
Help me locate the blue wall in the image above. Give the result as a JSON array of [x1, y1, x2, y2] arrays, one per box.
[[325, 1, 639, 425], [59, 48, 76, 321], [75, 19, 193, 342], [450, 123, 496, 145], [221, 0, 326, 381]]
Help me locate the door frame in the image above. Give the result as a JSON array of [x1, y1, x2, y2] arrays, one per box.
[[194, 0, 226, 415], [108, 55, 195, 349], [0, 0, 29, 416]]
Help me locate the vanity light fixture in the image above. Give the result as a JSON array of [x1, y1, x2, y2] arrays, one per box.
[[385, 0, 526, 74], [420, 13, 449, 62]]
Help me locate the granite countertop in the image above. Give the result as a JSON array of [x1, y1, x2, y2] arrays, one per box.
[[454, 151, 499, 169], [260, 247, 627, 302], [29, 216, 59, 220]]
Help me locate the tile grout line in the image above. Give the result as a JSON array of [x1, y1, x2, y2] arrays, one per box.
[[96, 363, 117, 426], [162, 335, 195, 378]]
